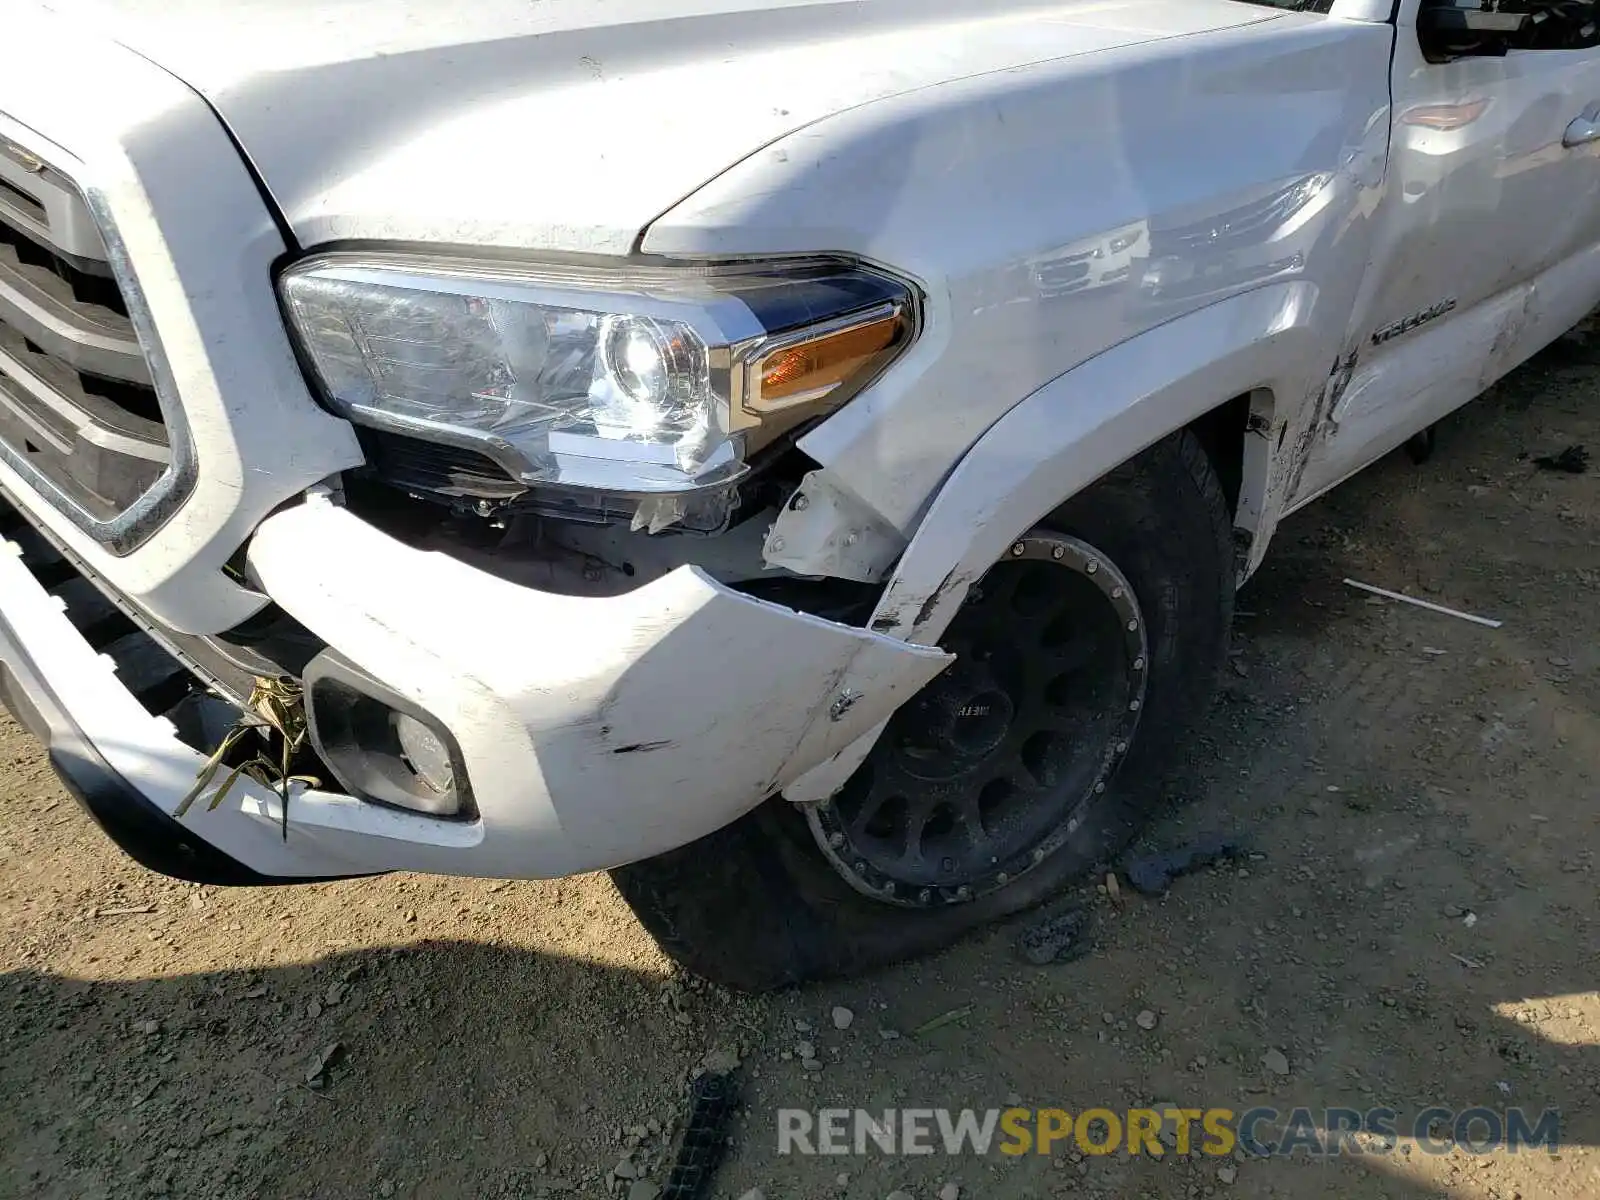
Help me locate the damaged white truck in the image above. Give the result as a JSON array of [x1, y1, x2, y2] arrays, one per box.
[[2, 0, 1597, 988]]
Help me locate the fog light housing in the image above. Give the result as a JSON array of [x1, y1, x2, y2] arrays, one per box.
[[302, 651, 474, 819], [393, 712, 455, 796]]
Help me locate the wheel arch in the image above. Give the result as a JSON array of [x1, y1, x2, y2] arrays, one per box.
[[784, 281, 1323, 804], [1187, 385, 1281, 582], [871, 283, 1318, 648]]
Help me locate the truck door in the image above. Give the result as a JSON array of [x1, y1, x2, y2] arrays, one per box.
[[1291, 0, 1600, 504]]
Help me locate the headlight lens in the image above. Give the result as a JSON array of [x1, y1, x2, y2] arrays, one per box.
[[280, 256, 914, 495]]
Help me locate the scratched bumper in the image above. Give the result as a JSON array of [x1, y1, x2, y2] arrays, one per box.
[[229, 496, 952, 879]]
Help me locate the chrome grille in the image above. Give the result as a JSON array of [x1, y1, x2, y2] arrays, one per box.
[[0, 132, 169, 527]]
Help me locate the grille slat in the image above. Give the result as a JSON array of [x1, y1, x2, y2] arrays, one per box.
[[0, 130, 165, 527], [0, 236, 149, 384], [0, 138, 112, 268]]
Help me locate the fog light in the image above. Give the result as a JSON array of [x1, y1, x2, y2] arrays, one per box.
[[302, 650, 474, 820], [394, 712, 454, 796]]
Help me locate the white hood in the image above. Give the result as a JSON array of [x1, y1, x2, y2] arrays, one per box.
[[42, 0, 1274, 255]]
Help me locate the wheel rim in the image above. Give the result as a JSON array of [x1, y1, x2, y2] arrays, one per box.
[[809, 530, 1149, 908]]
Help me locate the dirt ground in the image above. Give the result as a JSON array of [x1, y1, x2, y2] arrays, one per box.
[[2, 335, 1597, 1200]]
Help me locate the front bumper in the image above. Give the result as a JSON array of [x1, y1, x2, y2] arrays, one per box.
[[0, 495, 949, 882], [0, 563, 324, 886]]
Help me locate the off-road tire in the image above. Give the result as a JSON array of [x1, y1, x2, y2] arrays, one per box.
[[611, 429, 1234, 990]]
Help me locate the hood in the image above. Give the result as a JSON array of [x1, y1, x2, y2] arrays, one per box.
[[43, 0, 1275, 256]]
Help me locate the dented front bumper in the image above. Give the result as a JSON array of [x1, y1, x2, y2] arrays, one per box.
[[0, 494, 949, 882]]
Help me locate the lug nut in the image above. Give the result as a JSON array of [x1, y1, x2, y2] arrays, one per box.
[[1011, 542, 1027, 557], [1086, 561, 1099, 574], [1052, 546, 1065, 560]]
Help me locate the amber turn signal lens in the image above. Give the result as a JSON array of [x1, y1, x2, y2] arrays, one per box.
[[750, 307, 907, 412]]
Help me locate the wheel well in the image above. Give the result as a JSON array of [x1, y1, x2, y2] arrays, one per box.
[[1186, 393, 1251, 518]]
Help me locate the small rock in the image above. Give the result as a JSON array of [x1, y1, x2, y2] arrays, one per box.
[[612, 1158, 638, 1181], [325, 981, 347, 1006], [737, 1190, 766, 1200], [628, 1183, 660, 1200], [1136, 1010, 1158, 1031], [1261, 1048, 1290, 1077], [306, 1041, 344, 1083], [534, 1151, 549, 1169], [242, 986, 268, 1000], [832, 1006, 855, 1030], [1105, 872, 1121, 901], [802, 1058, 825, 1072], [1443, 904, 1464, 918], [1464, 912, 1478, 929], [403, 910, 417, 923], [797, 1041, 817, 1060], [307, 1001, 323, 1020], [887, 1192, 915, 1200], [701, 1047, 741, 1074], [378, 1182, 394, 1199], [940, 1184, 961, 1200], [1217, 1165, 1238, 1185], [137, 1020, 161, 1036], [878, 1029, 901, 1041], [1018, 904, 1092, 966], [836, 1173, 850, 1188]]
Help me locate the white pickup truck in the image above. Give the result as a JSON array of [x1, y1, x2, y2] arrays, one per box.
[[0, 0, 1594, 988]]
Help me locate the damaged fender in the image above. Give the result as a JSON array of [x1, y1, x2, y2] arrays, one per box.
[[247, 495, 951, 877], [785, 281, 1331, 804]]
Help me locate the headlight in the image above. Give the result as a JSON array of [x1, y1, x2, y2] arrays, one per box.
[[279, 255, 915, 495]]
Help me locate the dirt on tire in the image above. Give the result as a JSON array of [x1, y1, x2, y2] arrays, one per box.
[[2, 330, 1598, 1200]]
